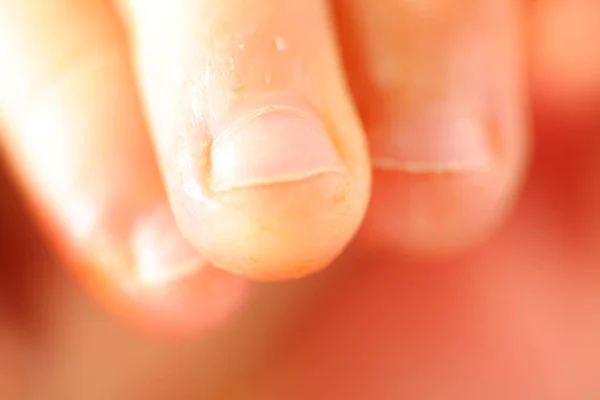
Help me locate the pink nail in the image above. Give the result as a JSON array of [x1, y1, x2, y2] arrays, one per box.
[[371, 100, 492, 172], [210, 102, 344, 192]]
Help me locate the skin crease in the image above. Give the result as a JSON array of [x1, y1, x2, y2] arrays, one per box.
[[1, 2, 600, 400]]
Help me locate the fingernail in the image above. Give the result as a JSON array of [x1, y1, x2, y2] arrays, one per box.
[[131, 206, 205, 286], [367, 21, 495, 173], [371, 101, 492, 172], [210, 102, 344, 192]]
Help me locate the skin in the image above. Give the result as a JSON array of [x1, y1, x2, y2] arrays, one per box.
[[0, 0, 599, 398]]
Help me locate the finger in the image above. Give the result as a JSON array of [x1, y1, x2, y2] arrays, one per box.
[[117, 0, 371, 280], [526, 0, 600, 150], [333, 0, 529, 254], [0, 0, 247, 333], [528, 0, 600, 105]]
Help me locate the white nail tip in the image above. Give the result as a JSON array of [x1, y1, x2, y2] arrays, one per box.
[[210, 164, 346, 192], [371, 157, 491, 173]]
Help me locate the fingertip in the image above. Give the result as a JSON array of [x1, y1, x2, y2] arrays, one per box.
[[357, 167, 522, 256], [170, 96, 369, 280], [179, 176, 363, 281], [55, 204, 250, 336]]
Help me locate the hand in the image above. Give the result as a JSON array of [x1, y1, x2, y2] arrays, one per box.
[[0, 0, 599, 398]]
